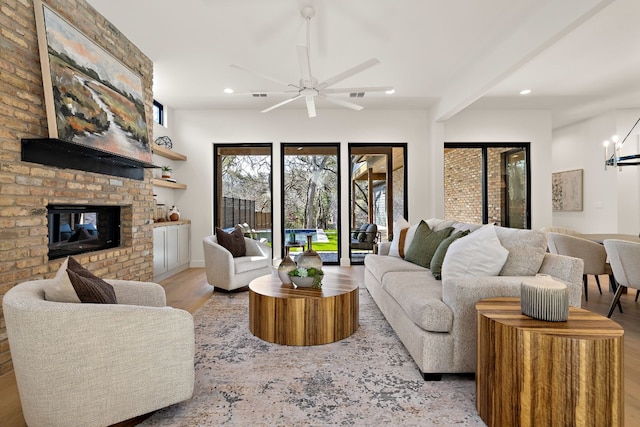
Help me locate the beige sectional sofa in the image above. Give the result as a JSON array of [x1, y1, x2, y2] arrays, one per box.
[[364, 219, 584, 380]]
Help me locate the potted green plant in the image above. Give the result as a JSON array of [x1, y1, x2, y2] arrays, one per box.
[[161, 165, 172, 179], [288, 266, 324, 288]]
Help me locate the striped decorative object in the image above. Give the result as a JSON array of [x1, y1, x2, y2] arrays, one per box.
[[520, 275, 569, 321]]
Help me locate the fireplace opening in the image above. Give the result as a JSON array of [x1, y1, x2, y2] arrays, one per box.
[[47, 205, 121, 259]]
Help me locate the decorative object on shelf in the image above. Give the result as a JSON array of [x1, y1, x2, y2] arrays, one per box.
[[295, 234, 322, 270], [520, 275, 569, 322], [288, 267, 324, 288], [288, 229, 296, 243], [167, 205, 180, 221], [154, 136, 173, 150], [161, 165, 172, 179], [277, 253, 296, 284]]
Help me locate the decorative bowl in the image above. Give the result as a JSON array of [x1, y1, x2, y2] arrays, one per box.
[[290, 276, 316, 288]]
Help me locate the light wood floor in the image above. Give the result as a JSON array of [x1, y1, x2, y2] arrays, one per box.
[[1, 268, 639, 426]]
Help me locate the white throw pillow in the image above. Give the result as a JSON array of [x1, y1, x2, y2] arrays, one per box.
[[388, 217, 410, 257], [441, 225, 509, 279], [43, 258, 81, 303]]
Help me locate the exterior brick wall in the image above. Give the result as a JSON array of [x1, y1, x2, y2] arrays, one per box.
[[444, 147, 506, 226], [0, 0, 155, 375]]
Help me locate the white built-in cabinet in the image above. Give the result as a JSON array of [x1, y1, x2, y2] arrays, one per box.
[[153, 221, 190, 280]]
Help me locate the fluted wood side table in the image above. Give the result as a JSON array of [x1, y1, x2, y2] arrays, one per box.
[[249, 273, 359, 346], [475, 297, 624, 427]]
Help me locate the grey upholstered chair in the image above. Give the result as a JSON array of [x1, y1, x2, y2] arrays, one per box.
[[203, 234, 272, 291], [350, 223, 380, 253], [546, 232, 611, 301], [540, 226, 580, 236], [604, 239, 640, 318], [3, 279, 195, 427]]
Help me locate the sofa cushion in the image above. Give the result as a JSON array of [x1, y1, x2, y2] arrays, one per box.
[[382, 272, 453, 333], [494, 227, 547, 276], [43, 258, 82, 303], [441, 225, 509, 279], [388, 217, 410, 257], [216, 226, 246, 257], [234, 255, 270, 274], [426, 218, 456, 231], [430, 230, 470, 280], [364, 254, 427, 283], [404, 221, 454, 268], [356, 224, 369, 242], [66, 257, 117, 304]]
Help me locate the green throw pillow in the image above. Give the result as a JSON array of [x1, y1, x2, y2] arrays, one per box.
[[404, 220, 454, 268], [430, 230, 470, 280]]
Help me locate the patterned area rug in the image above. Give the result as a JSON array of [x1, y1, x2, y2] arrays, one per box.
[[140, 286, 484, 426]]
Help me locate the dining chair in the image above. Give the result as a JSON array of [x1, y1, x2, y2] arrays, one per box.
[[546, 232, 610, 301], [604, 239, 640, 318]]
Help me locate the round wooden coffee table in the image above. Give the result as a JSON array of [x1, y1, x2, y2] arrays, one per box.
[[249, 272, 359, 346]]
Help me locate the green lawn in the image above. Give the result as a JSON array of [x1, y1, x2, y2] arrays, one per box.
[[288, 230, 338, 252]]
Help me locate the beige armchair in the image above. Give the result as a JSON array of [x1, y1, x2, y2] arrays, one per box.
[[604, 239, 640, 317], [546, 232, 610, 301], [203, 235, 272, 291], [3, 279, 195, 427]]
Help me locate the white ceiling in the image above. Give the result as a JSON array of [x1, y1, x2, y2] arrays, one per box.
[[86, 0, 640, 128]]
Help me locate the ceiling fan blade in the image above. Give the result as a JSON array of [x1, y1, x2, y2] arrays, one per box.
[[296, 45, 313, 86], [261, 94, 302, 113], [231, 90, 299, 96], [317, 94, 363, 111], [305, 95, 316, 118], [316, 58, 380, 90], [320, 86, 394, 94], [230, 64, 295, 89]]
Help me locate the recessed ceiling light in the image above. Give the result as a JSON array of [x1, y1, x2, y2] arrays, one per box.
[[519, 89, 532, 95], [224, 88, 234, 94], [385, 89, 396, 95]]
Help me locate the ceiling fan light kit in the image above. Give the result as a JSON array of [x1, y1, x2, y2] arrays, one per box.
[[230, 6, 393, 118]]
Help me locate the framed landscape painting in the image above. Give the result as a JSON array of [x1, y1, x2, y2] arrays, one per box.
[[33, 0, 151, 163], [552, 169, 583, 212]]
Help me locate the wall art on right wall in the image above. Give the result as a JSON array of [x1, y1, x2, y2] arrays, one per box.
[[552, 169, 583, 211]]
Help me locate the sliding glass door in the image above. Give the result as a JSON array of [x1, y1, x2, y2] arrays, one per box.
[[281, 143, 340, 265], [349, 143, 407, 264], [214, 144, 272, 248]]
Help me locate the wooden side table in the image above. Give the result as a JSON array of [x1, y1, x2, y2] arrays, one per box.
[[475, 297, 624, 427]]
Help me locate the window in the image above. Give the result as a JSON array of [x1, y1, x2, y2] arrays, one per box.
[[152, 100, 164, 125], [213, 144, 273, 252], [281, 143, 340, 265], [444, 143, 530, 228], [349, 143, 407, 264]]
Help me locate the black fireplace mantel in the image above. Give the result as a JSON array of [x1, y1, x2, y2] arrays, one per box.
[[21, 138, 158, 180]]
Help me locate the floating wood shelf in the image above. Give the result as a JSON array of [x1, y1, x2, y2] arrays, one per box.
[[152, 178, 187, 189], [151, 143, 187, 161]]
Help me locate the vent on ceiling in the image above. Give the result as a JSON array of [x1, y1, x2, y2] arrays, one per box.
[[349, 92, 365, 98], [252, 93, 268, 97]]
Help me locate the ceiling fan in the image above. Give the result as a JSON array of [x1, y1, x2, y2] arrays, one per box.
[[230, 6, 393, 118]]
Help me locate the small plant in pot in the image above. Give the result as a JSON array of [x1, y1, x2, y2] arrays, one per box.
[[161, 165, 172, 178], [288, 266, 324, 288]]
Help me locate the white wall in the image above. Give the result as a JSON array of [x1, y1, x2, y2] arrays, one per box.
[[171, 108, 431, 266], [551, 109, 640, 233], [152, 105, 180, 212], [442, 109, 554, 230]]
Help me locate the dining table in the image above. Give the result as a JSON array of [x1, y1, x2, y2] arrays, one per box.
[[577, 233, 640, 244]]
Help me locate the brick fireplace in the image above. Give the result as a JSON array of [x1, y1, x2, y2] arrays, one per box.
[[0, 0, 156, 375]]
